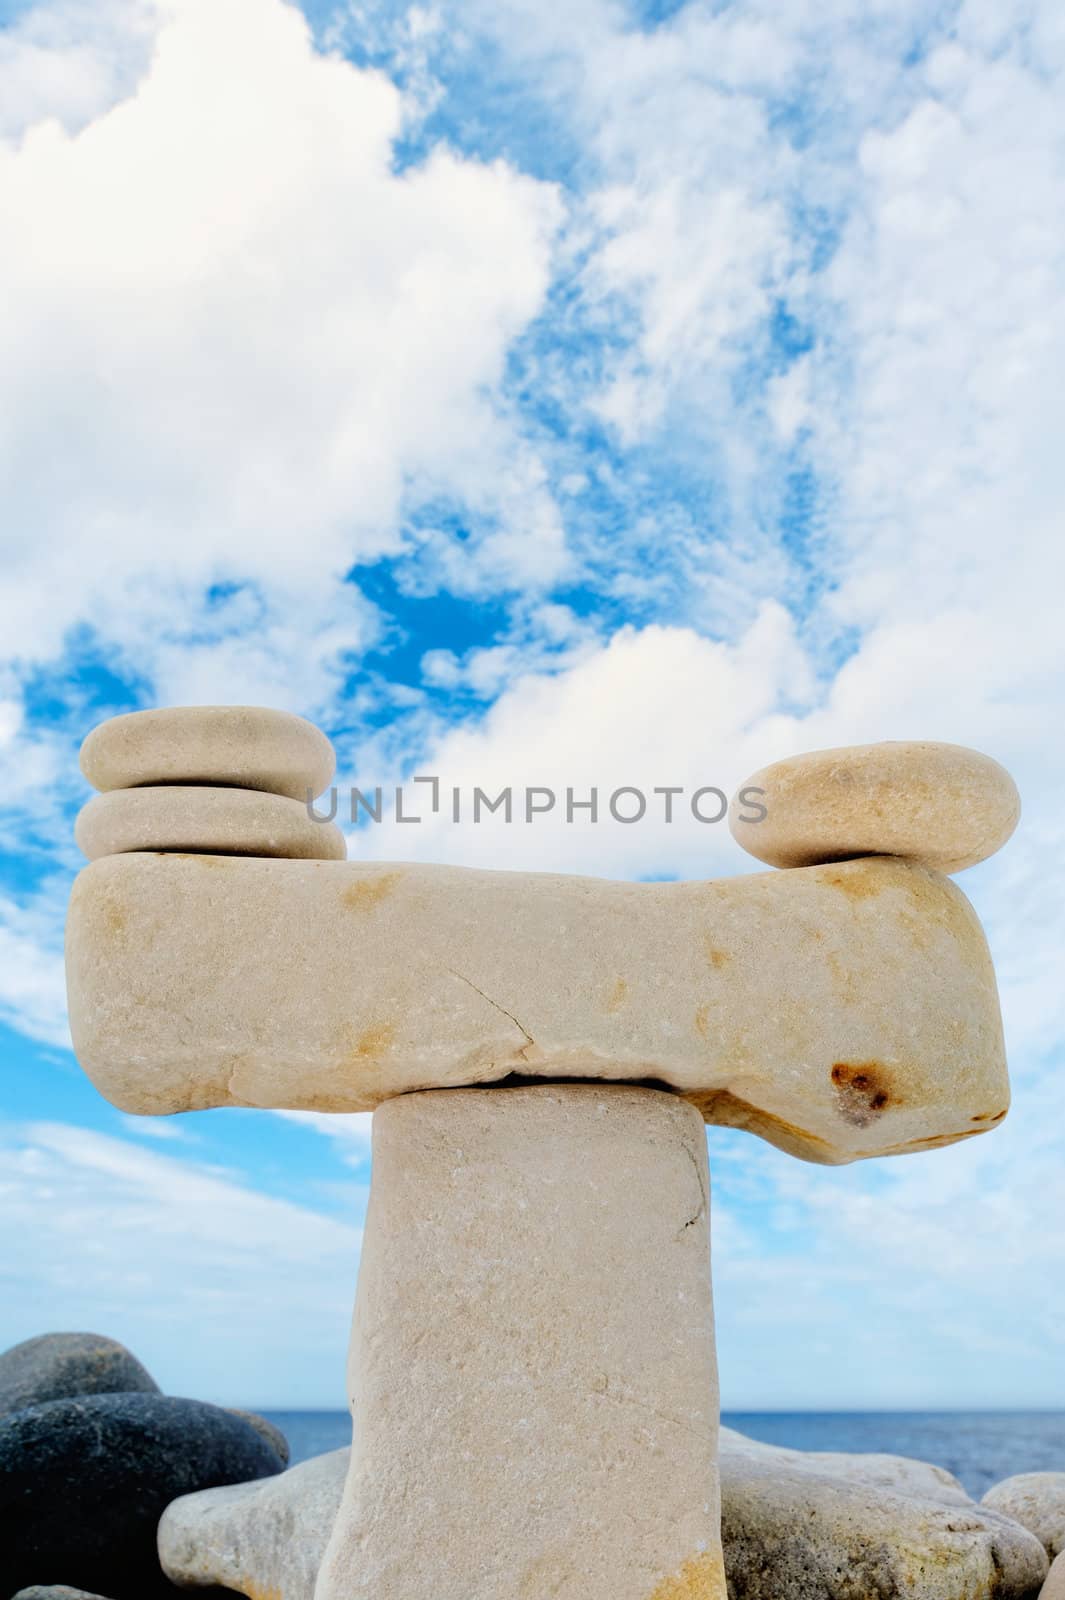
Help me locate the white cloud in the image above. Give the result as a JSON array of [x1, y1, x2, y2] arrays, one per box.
[[0, 1120, 360, 1406], [0, 0, 562, 699]]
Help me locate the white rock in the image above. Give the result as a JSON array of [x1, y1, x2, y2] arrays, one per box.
[[316, 1084, 725, 1600], [159, 1449, 346, 1599], [66, 852, 1009, 1165]]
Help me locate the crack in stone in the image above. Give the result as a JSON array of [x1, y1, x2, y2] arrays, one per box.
[[677, 1141, 709, 1238], [446, 968, 536, 1058]]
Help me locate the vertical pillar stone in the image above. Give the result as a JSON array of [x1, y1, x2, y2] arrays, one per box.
[[315, 1083, 725, 1600]]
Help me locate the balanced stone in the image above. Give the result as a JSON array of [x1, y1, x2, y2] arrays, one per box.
[[0, 1332, 158, 1419], [75, 786, 346, 861], [79, 706, 336, 801], [729, 740, 1020, 873], [983, 1473, 1065, 1559], [316, 1085, 725, 1600], [158, 1431, 1051, 1600], [67, 851, 1009, 1164], [0, 1393, 284, 1600]]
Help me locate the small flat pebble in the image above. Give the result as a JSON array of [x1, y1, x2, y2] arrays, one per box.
[[79, 706, 336, 801], [0, 1332, 158, 1420], [729, 740, 1020, 873], [75, 786, 346, 861]]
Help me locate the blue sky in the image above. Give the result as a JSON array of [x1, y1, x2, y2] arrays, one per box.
[[1, 0, 1064, 1409]]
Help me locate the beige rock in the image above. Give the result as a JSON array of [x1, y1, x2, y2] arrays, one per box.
[[983, 1473, 1065, 1559], [79, 706, 336, 801], [1042, 1552, 1065, 1598], [730, 741, 1020, 873], [719, 1427, 1048, 1599], [316, 1084, 724, 1600], [159, 1448, 345, 1598], [157, 1430, 1051, 1600], [66, 851, 1008, 1164], [74, 787, 346, 862]]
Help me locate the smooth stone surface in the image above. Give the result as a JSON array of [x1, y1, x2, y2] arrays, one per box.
[[227, 1407, 291, 1466], [79, 706, 336, 801], [0, 1332, 158, 1419], [0, 1392, 284, 1600], [75, 786, 346, 861], [67, 852, 1009, 1165], [983, 1473, 1065, 1559], [318, 1085, 724, 1600], [729, 741, 1020, 873], [13, 1588, 115, 1599], [1042, 1552, 1065, 1598], [719, 1427, 1049, 1598], [160, 1448, 348, 1599], [158, 1430, 1051, 1600]]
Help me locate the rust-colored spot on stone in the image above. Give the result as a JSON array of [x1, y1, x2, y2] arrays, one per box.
[[606, 977, 629, 1013], [242, 1583, 283, 1600], [103, 902, 127, 938], [704, 939, 730, 970], [831, 1061, 892, 1127], [694, 1003, 712, 1040], [819, 861, 888, 901], [648, 1549, 728, 1599], [342, 870, 401, 912], [349, 1021, 396, 1061]]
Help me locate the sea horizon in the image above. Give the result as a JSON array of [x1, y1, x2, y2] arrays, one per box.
[[259, 1408, 1065, 1500]]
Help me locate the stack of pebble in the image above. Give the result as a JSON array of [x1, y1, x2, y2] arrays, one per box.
[[75, 707, 345, 863], [0, 1331, 289, 1599]]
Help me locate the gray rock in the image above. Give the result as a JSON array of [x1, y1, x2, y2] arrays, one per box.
[[983, 1473, 1065, 1559], [227, 1407, 290, 1466], [13, 1588, 115, 1599], [158, 1430, 1051, 1600], [0, 1333, 158, 1418], [159, 1448, 348, 1598], [0, 1392, 284, 1600]]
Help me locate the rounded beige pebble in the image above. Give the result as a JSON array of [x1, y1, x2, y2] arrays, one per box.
[[79, 706, 336, 801], [75, 787, 347, 862], [983, 1474, 1065, 1560], [729, 741, 1019, 874], [1042, 1552, 1065, 1599]]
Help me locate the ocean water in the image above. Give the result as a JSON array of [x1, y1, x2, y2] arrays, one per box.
[[261, 1409, 1065, 1500]]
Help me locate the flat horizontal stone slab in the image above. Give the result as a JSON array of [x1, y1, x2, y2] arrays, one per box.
[[79, 707, 335, 801], [729, 741, 1020, 873], [65, 853, 1009, 1164], [75, 787, 346, 862]]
